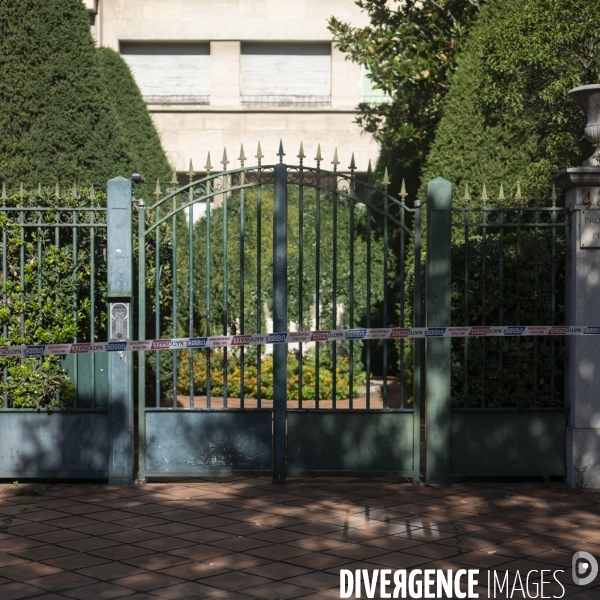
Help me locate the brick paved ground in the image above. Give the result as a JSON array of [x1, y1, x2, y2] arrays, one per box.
[[1, 478, 600, 599]]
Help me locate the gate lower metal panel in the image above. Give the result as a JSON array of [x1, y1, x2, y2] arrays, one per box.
[[144, 409, 273, 476], [450, 410, 566, 477], [287, 411, 417, 476], [0, 411, 109, 479]]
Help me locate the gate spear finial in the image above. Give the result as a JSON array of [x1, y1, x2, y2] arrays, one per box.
[[515, 183, 522, 206], [297, 141, 305, 166], [170, 169, 178, 185], [54, 182, 60, 200], [551, 182, 557, 207], [188, 159, 195, 183], [276, 139, 285, 163], [155, 179, 161, 201], [463, 183, 470, 204], [90, 183, 95, 204], [481, 183, 488, 206], [332, 148, 340, 170], [37, 183, 42, 197], [221, 147, 229, 169], [498, 182, 505, 205], [204, 153, 212, 175], [238, 144, 246, 167], [400, 179, 408, 201], [256, 141, 264, 166], [382, 167, 390, 188], [349, 153, 356, 173], [315, 144, 322, 167]]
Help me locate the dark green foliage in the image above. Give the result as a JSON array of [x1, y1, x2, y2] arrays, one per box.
[[0, 187, 107, 409], [450, 223, 566, 408], [97, 47, 173, 197], [0, 0, 129, 185], [419, 0, 538, 200], [476, 0, 600, 181], [329, 0, 482, 161]]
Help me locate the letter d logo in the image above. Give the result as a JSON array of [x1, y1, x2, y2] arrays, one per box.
[[573, 551, 598, 585]]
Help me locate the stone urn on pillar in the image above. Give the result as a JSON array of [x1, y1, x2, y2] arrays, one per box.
[[569, 84, 600, 167], [554, 83, 600, 489]]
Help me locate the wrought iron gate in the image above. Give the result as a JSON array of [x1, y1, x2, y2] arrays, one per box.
[[137, 143, 422, 481]]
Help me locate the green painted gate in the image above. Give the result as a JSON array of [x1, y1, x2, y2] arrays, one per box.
[[136, 143, 422, 481]]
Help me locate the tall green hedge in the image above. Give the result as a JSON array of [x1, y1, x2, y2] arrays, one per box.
[[0, 0, 129, 185], [97, 47, 172, 197], [419, 0, 539, 203]]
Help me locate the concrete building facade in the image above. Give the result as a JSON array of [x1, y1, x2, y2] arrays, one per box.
[[85, 0, 384, 173]]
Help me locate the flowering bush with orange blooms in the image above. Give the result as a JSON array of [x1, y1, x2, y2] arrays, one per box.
[[177, 348, 365, 400]]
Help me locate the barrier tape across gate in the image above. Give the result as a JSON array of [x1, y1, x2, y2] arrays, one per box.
[[1, 325, 599, 357]]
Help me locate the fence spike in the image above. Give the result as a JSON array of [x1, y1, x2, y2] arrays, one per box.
[[400, 178, 408, 200], [332, 148, 340, 169], [277, 139, 285, 163], [238, 144, 246, 166], [188, 159, 196, 183], [90, 183, 95, 203], [481, 183, 488, 206], [255, 141, 264, 164], [534, 186, 540, 202], [315, 144, 322, 165], [155, 179, 161, 200], [498, 182, 505, 204], [204, 153, 212, 174], [55, 182, 60, 200], [298, 141, 305, 161], [1, 181, 7, 203], [72, 181, 78, 200], [37, 183, 42, 197], [349, 152, 356, 172], [382, 167, 390, 188], [515, 182, 522, 204], [170, 169, 178, 185], [463, 183, 470, 204], [367, 160, 373, 179], [221, 147, 229, 169], [19, 182, 24, 201], [551, 182, 557, 207]]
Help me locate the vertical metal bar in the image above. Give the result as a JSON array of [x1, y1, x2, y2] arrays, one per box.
[[138, 204, 147, 478], [315, 166, 321, 409], [534, 212, 539, 402], [256, 169, 261, 409], [412, 202, 422, 482], [72, 212, 78, 405], [206, 181, 212, 408], [19, 207, 24, 337], [464, 209, 469, 407], [90, 199, 96, 408], [400, 211, 405, 409], [332, 169, 338, 409], [2, 201, 7, 408], [349, 187, 355, 410], [189, 185, 195, 408], [425, 177, 452, 485], [172, 193, 178, 408], [551, 213, 557, 404], [481, 208, 486, 408], [498, 209, 504, 403], [298, 167, 304, 409], [366, 198, 371, 411], [154, 201, 160, 408], [240, 171, 246, 409], [273, 162, 288, 483], [223, 174, 228, 408], [382, 191, 389, 409]]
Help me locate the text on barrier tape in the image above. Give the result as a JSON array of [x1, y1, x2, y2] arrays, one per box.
[[0, 326, 599, 357]]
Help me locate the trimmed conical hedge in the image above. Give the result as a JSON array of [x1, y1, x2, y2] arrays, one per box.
[[97, 47, 172, 196], [0, 0, 130, 186], [419, 0, 538, 203]]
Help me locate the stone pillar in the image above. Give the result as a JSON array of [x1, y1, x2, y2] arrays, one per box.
[[555, 169, 600, 488], [555, 84, 600, 488]]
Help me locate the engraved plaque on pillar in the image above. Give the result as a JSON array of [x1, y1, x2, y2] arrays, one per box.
[[581, 210, 600, 248]]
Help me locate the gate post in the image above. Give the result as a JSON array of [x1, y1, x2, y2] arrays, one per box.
[[107, 177, 134, 485], [426, 177, 452, 484], [273, 160, 288, 483]]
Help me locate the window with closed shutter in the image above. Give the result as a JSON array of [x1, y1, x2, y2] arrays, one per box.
[[240, 42, 331, 107], [360, 65, 392, 105], [120, 42, 210, 105]]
